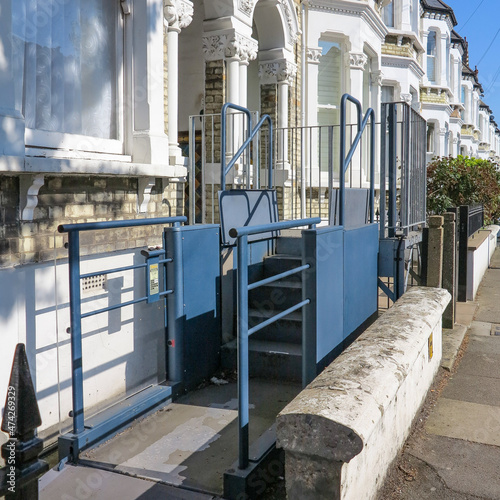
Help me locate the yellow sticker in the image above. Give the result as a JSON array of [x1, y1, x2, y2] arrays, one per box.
[[150, 263, 159, 295], [428, 333, 433, 360]]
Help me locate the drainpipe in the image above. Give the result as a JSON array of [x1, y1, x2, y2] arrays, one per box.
[[301, 2, 307, 129]]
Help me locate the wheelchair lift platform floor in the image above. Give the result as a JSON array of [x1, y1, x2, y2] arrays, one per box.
[[57, 378, 300, 498]]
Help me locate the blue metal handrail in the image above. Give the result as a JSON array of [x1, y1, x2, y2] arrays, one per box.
[[58, 216, 186, 438], [339, 94, 376, 226], [221, 102, 273, 190], [229, 217, 320, 470]]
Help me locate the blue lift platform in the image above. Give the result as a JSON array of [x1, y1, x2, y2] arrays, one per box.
[[52, 95, 426, 499]]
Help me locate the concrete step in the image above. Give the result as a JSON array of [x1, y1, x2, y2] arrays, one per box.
[[221, 339, 302, 382]]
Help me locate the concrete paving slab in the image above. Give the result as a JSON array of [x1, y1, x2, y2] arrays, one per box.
[[475, 269, 500, 324], [425, 398, 500, 447], [408, 434, 500, 500], [464, 334, 500, 355], [442, 372, 500, 407], [469, 320, 495, 337], [40, 464, 215, 500], [455, 301, 477, 327], [441, 325, 467, 371], [457, 351, 500, 379]]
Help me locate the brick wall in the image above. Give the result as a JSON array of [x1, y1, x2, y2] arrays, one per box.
[[0, 175, 184, 269]]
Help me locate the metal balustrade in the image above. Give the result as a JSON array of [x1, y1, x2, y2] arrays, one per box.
[[229, 217, 320, 470], [57, 216, 186, 459]]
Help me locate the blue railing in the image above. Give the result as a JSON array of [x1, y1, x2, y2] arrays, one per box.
[[58, 216, 186, 455], [220, 102, 273, 190], [338, 93, 376, 226], [229, 217, 320, 469]]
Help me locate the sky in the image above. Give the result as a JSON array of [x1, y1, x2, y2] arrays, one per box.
[[448, 0, 500, 122]]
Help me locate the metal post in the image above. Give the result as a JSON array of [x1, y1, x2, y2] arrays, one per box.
[[189, 116, 196, 225], [68, 230, 85, 435], [167, 222, 184, 384], [388, 104, 398, 237], [237, 234, 249, 470], [380, 103, 387, 239]]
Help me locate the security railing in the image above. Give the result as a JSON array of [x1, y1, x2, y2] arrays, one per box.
[[220, 102, 273, 189], [379, 102, 427, 238], [337, 93, 376, 225], [229, 217, 320, 470], [58, 216, 186, 459], [188, 109, 260, 224]]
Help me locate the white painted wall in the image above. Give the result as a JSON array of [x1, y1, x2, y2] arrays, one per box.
[[467, 231, 490, 301], [0, 250, 166, 441]]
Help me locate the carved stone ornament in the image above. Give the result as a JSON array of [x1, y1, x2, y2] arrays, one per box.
[[400, 93, 412, 104], [202, 34, 229, 61], [349, 52, 368, 70], [226, 33, 258, 62], [307, 47, 323, 64], [277, 0, 298, 44], [164, 0, 193, 30], [370, 70, 383, 87], [259, 60, 296, 85], [239, 0, 254, 16]]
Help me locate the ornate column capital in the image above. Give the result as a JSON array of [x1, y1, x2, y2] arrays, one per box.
[[226, 33, 258, 62], [307, 47, 323, 64], [349, 52, 368, 70], [259, 59, 296, 85], [202, 31, 258, 62], [164, 0, 193, 32]]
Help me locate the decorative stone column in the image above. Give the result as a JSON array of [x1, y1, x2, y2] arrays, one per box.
[[421, 30, 429, 80], [305, 48, 322, 126], [132, 0, 172, 165], [348, 52, 368, 183], [440, 33, 448, 86], [164, 0, 193, 167], [259, 59, 297, 164], [349, 52, 368, 103]]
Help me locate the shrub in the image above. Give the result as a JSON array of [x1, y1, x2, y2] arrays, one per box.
[[427, 155, 500, 224]]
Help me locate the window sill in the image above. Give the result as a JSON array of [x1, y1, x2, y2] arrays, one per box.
[[0, 156, 187, 179]]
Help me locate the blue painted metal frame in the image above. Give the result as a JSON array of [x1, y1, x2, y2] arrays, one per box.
[[220, 102, 273, 190], [57, 216, 186, 460], [229, 217, 320, 470], [338, 93, 375, 226]]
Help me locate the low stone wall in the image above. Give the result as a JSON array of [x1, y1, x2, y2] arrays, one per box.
[[276, 287, 450, 500], [467, 229, 492, 301]]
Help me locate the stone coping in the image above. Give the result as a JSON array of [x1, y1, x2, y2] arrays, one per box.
[[468, 229, 490, 250], [277, 287, 450, 463]]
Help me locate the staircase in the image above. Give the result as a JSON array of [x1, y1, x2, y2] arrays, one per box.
[[221, 231, 304, 382]]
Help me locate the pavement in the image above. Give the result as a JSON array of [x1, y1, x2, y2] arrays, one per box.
[[378, 245, 500, 499]]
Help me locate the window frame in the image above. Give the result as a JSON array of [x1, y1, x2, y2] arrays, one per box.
[[23, 2, 126, 157]]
